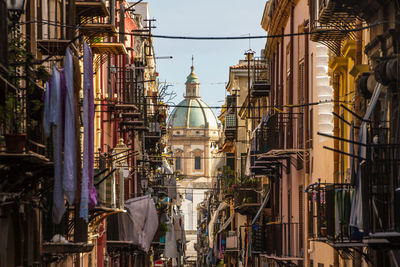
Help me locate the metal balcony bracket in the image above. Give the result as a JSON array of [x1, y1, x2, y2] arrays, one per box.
[[89, 206, 124, 231], [256, 148, 309, 162]]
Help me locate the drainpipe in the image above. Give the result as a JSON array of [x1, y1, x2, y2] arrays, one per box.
[[304, 19, 310, 266]]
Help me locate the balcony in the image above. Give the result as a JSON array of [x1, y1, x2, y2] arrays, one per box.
[[366, 144, 400, 246], [249, 113, 285, 175], [80, 22, 117, 38], [307, 183, 361, 247], [36, 1, 69, 55], [256, 223, 303, 263], [250, 58, 270, 97], [310, 0, 380, 25], [309, 0, 356, 55], [91, 41, 128, 55], [251, 80, 271, 97], [225, 231, 239, 251], [76, 0, 109, 17], [224, 113, 237, 140], [234, 184, 259, 216]]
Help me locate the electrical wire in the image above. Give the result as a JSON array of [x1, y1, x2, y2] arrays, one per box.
[[97, 99, 351, 110], [16, 19, 398, 41]]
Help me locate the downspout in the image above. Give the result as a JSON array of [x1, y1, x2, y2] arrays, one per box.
[[280, 28, 284, 147], [304, 19, 310, 266], [280, 28, 284, 227], [288, 4, 294, 255], [333, 73, 340, 184]]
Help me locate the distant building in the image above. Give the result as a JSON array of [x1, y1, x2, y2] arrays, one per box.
[[166, 64, 221, 264]]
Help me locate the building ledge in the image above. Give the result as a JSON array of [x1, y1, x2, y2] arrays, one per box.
[[326, 240, 366, 248]]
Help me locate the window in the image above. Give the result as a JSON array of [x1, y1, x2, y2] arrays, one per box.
[[175, 157, 181, 170], [194, 156, 201, 170], [227, 153, 235, 172]]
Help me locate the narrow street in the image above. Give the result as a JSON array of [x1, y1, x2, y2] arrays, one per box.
[[1, 0, 400, 266]]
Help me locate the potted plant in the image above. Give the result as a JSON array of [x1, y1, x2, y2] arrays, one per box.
[[1, 25, 48, 153], [1, 97, 26, 152]]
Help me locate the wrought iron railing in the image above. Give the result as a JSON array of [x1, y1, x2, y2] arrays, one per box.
[[250, 57, 271, 97], [234, 186, 259, 207], [252, 222, 303, 258], [307, 183, 356, 242], [366, 144, 400, 234]]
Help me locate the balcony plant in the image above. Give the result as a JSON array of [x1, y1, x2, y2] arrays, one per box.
[[1, 27, 48, 152]]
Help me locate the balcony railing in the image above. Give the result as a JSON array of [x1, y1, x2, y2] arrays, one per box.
[[249, 113, 286, 175], [224, 113, 237, 140], [76, 0, 109, 17], [250, 58, 271, 97], [307, 183, 356, 243], [366, 144, 400, 236], [225, 231, 239, 250], [234, 186, 259, 208], [253, 222, 303, 259], [309, 0, 356, 55]]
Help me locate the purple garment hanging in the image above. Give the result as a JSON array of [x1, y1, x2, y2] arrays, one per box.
[[62, 48, 77, 205], [50, 66, 66, 224], [80, 40, 97, 222]]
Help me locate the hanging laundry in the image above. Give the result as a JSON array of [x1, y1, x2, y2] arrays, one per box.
[[50, 65, 66, 224], [81, 40, 97, 222], [62, 48, 76, 205], [72, 53, 82, 204], [164, 220, 178, 258], [123, 196, 159, 252]]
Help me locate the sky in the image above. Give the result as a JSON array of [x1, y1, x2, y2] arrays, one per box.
[[147, 0, 268, 116]]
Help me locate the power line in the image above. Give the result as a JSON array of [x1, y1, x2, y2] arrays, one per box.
[[100, 99, 351, 110], [17, 20, 396, 41]]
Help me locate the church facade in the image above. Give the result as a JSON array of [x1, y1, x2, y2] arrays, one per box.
[[166, 64, 221, 263]]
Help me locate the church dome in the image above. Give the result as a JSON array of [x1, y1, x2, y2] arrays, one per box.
[[167, 98, 219, 129]]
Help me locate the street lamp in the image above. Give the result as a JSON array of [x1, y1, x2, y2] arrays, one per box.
[[7, 0, 26, 28], [7, 0, 26, 12]]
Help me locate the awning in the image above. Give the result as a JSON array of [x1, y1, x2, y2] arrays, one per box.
[[251, 188, 271, 225], [218, 214, 234, 233]]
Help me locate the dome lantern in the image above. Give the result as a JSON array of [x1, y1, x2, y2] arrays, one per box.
[[185, 57, 200, 98]]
